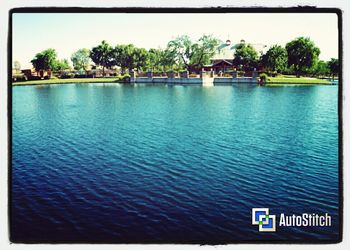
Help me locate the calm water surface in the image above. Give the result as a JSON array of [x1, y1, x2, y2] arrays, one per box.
[[12, 83, 339, 242]]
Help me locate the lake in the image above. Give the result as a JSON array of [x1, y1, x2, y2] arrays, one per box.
[[11, 83, 340, 243]]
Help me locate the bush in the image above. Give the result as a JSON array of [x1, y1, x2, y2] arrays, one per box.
[[74, 74, 89, 78], [28, 75, 41, 80], [118, 74, 131, 83], [259, 73, 268, 83], [60, 73, 75, 79], [12, 74, 27, 82]]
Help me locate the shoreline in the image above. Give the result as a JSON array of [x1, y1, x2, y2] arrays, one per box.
[[12, 77, 334, 87]]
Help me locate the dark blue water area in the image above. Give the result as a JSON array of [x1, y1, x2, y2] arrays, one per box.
[[11, 83, 339, 243]]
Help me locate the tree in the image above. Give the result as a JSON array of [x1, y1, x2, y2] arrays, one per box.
[[159, 48, 177, 71], [53, 59, 71, 72], [133, 47, 148, 71], [31, 48, 58, 72], [113, 44, 148, 72], [328, 58, 339, 80], [90, 40, 114, 77], [190, 34, 221, 69], [233, 41, 259, 71], [167, 34, 221, 72], [285, 37, 320, 77], [311, 60, 330, 77], [71, 48, 91, 73], [261, 45, 287, 73], [13, 61, 21, 74], [147, 48, 177, 72], [147, 48, 162, 71]]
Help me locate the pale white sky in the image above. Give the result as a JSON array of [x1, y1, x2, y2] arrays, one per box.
[[12, 13, 339, 69]]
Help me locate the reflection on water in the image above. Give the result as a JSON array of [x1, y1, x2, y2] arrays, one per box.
[[12, 83, 339, 242]]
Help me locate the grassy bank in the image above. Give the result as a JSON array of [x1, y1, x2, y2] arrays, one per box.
[[12, 77, 121, 86], [266, 76, 331, 84], [12, 75, 333, 86]]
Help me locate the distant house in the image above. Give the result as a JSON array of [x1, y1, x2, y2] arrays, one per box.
[[204, 40, 236, 73], [203, 59, 234, 73], [21, 69, 35, 79], [204, 39, 266, 73]]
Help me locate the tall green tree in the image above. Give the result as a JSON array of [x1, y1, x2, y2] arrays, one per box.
[[133, 47, 148, 71], [328, 58, 339, 80], [71, 48, 91, 73], [167, 34, 221, 72], [261, 45, 288, 73], [90, 40, 114, 77], [159, 48, 177, 71], [311, 60, 330, 77], [147, 48, 177, 72], [13, 61, 21, 71], [53, 59, 70, 71], [233, 41, 259, 71], [113, 44, 148, 72], [285, 37, 320, 77], [31, 48, 58, 72], [147, 48, 162, 71]]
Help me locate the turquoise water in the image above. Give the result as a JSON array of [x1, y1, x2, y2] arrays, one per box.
[[11, 83, 339, 242]]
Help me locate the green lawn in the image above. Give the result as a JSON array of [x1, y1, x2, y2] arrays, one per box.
[[12, 77, 121, 86], [266, 76, 331, 84]]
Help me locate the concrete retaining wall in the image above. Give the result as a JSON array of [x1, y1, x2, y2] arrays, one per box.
[[214, 77, 258, 85], [132, 76, 258, 85]]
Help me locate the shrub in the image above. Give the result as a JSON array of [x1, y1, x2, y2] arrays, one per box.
[[74, 74, 88, 78], [12, 74, 27, 82], [118, 74, 131, 83], [259, 73, 268, 83], [59, 73, 75, 79]]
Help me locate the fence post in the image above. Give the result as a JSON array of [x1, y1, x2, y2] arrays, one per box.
[[182, 71, 189, 78], [147, 71, 153, 78], [130, 70, 136, 83], [252, 68, 258, 80], [167, 70, 175, 79], [232, 70, 238, 79], [210, 69, 214, 78], [200, 68, 206, 78]]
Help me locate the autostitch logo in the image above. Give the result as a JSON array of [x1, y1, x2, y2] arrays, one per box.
[[252, 208, 276, 232]]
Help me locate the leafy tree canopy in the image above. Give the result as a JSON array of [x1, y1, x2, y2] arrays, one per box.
[[285, 37, 320, 77], [328, 58, 339, 80], [113, 44, 148, 72], [53, 59, 71, 71], [90, 40, 114, 76], [261, 45, 287, 73], [31, 48, 58, 71], [71, 48, 91, 71], [167, 34, 221, 72], [310, 60, 330, 77], [233, 41, 259, 71], [147, 48, 177, 72], [13, 61, 21, 71]]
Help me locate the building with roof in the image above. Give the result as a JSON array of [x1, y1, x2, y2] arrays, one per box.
[[204, 39, 267, 73]]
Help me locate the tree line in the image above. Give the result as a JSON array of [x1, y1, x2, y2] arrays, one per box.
[[28, 35, 339, 79]]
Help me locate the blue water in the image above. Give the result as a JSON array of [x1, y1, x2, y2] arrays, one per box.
[[11, 83, 339, 243]]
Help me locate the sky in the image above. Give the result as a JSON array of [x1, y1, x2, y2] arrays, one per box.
[[12, 13, 339, 69]]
